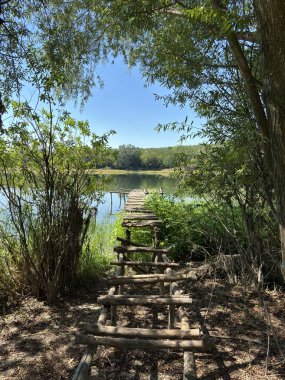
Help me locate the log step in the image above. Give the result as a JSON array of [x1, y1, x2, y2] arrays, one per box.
[[114, 246, 171, 254], [91, 325, 201, 339], [125, 208, 152, 213], [76, 335, 208, 352], [107, 271, 197, 285], [110, 261, 180, 268], [97, 295, 194, 305], [122, 220, 162, 228], [123, 214, 158, 220]]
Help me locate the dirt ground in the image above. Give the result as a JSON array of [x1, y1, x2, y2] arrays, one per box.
[[0, 278, 285, 380]]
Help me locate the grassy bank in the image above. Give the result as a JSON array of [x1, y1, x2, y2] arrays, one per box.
[[88, 168, 174, 176]]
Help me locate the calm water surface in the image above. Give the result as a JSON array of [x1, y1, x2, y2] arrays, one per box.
[[97, 173, 177, 222]]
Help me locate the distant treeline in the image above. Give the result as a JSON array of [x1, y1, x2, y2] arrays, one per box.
[[98, 144, 201, 170]]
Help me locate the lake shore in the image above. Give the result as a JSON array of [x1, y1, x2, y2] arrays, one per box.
[[89, 168, 174, 177]]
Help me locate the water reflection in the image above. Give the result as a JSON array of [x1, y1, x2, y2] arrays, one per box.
[[102, 174, 177, 194], [96, 173, 177, 223]]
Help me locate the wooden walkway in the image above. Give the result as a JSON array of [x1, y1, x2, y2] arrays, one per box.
[[72, 189, 210, 380]]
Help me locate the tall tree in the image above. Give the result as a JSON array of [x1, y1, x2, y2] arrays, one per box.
[[2, 0, 285, 278]]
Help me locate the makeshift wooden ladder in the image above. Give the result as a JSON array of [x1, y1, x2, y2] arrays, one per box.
[[72, 189, 210, 380]]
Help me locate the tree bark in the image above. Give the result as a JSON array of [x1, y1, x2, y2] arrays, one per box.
[[254, 0, 285, 280]]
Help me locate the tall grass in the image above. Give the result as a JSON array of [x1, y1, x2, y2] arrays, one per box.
[[80, 212, 124, 281]]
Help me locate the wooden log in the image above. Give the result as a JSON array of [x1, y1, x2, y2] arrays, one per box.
[[165, 268, 175, 329], [124, 214, 158, 220], [110, 253, 124, 326], [125, 208, 152, 213], [117, 253, 125, 296], [125, 202, 145, 205], [91, 325, 201, 339], [116, 237, 147, 247], [71, 349, 93, 380], [122, 220, 162, 228], [110, 261, 180, 268], [107, 271, 197, 285], [76, 335, 207, 352], [156, 251, 165, 295], [114, 246, 171, 254], [125, 228, 131, 245], [180, 307, 197, 380], [127, 198, 145, 202], [97, 286, 116, 325], [97, 295, 193, 306], [171, 276, 197, 378], [108, 271, 189, 279], [72, 286, 117, 379]]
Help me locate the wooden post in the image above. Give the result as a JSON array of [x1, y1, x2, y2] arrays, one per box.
[[111, 285, 118, 326], [154, 227, 160, 248], [119, 192, 122, 208], [154, 227, 164, 295], [118, 253, 125, 295], [126, 228, 131, 244], [166, 268, 175, 329], [180, 308, 197, 380], [171, 279, 197, 380], [110, 192, 113, 215]]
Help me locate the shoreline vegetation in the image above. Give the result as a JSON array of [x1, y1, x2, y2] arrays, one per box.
[[89, 168, 174, 176]]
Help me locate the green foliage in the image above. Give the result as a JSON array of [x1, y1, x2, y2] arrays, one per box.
[[145, 193, 245, 260], [116, 144, 142, 170], [0, 102, 112, 302], [98, 145, 201, 170], [145, 192, 280, 282], [80, 213, 124, 281]]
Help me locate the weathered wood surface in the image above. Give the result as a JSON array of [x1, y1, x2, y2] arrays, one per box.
[[71, 349, 93, 380], [98, 294, 194, 306], [73, 189, 203, 379], [114, 245, 171, 254], [91, 325, 201, 339], [76, 335, 207, 352], [110, 261, 180, 268], [107, 270, 197, 284], [125, 207, 152, 212], [124, 214, 158, 220], [122, 220, 162, 228], [72, 284, 118, 379], [180, 307, 197, 380], [116, 236, 147, 247]]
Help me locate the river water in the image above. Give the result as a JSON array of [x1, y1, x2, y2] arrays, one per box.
[[97, 173, 177, 222]]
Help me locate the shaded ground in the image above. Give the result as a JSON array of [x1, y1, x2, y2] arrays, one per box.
[[0, 279, 285, 379]]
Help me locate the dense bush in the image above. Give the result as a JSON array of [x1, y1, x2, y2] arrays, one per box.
[[0, 102, 112, 303], [145, 193, 281, 284]]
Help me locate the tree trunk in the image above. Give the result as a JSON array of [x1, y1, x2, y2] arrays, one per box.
[[254, 0, 285, 280]]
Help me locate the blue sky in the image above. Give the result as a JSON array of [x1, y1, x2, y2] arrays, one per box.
[[8, 57, 204, 148], [65, 58, 204, 148]]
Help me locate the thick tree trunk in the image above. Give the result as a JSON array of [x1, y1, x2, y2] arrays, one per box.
[[254, 0, 285, 280]]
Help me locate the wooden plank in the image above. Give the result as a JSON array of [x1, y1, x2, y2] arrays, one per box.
[[122, 220, 162, 228], [107, 271, 197, 285], [76, 335, 207, 352], [168, 267, 197, 379], [125, 208, 152, 213], [180, 307, 197, 380], [165, 268, 175, 329], [114, 245, 171, 254], [123, 214, 158, 220], [91, 325, 201, 339], [71, 349, 93, 380], [97, 295, 193, 306], [72, 286, 118, 379], [110, 261, 180, 268]]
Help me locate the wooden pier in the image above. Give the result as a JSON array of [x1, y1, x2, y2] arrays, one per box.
[[72, 189, 210, 380]]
